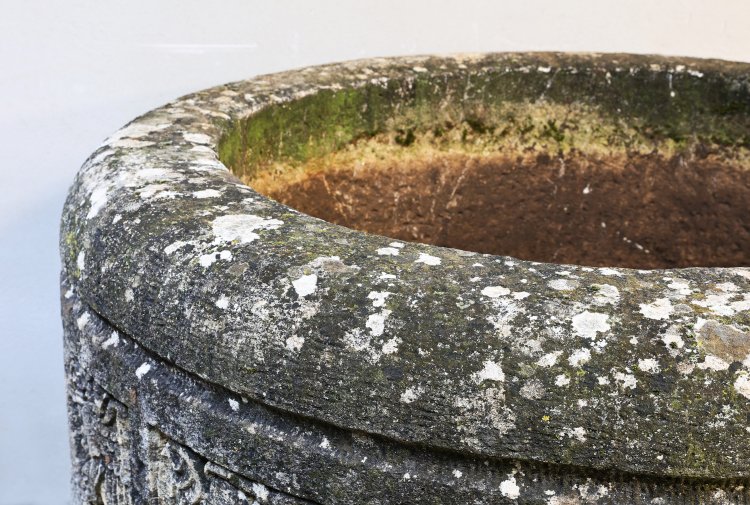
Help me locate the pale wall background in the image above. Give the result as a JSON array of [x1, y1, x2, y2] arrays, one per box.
[[1, 1, 749, 503]]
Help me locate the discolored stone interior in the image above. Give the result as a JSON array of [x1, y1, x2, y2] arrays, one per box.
[[253, 149, 750, 269], [220, 58, 750, 268]]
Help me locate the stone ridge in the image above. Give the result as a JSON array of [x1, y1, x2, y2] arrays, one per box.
[[61, 53, 750, 499]]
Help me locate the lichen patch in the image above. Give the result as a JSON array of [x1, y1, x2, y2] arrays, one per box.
[[499, 475, 520, 500], [285, 335, 305, 352], [366, 310, 392, 337], [481, 286, 511, 298], [292, 274, 318, 298], [639, 298, 674, 320], [548, 278, 579, 291], [367, 291, 392, 307], [568, 348, 591, 367], [473, 360, 505, 384], [571, 311, 610, 340], [211, 214, 283, 244], [415, 253, 441, 266], [734, 373, 750, 400]]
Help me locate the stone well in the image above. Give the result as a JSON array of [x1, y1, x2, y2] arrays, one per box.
[[61, 53, 750, 504]]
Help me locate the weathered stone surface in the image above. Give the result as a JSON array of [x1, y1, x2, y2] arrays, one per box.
[[62, 53, 750, 503]]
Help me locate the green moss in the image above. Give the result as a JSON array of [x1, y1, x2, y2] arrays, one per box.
[[218, 62, 750, 188]]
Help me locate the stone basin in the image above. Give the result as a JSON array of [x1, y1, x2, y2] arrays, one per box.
[[62, 53, 750, 504]]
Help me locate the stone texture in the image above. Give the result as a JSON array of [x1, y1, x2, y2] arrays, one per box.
[[61, 53, 750, 504]]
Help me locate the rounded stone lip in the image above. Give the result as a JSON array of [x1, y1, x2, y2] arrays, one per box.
[[61, 53, 750, 479]]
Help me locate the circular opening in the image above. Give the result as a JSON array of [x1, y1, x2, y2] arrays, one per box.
[[220, 59, 750, 269]]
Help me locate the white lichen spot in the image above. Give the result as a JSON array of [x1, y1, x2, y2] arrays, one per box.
[[86, 186, 109, 219], [572, 311, 610, 340], [228, 399, 239, 412], [499, 475, 520, 500], [560, 426, 587, 442], [613, 371, 637, 390], [366, 310, 392, 337], [192, 189, 221, 199], [454, 387, 514, 436], [215, 295, 230, 310], [667, 279, 693, 296], [381, 337, 401, 355], [76, 312, 90, 331], [199, 249, 233, 267], [110, 138, 154, 149], [639, 298, 674, 320], [637, 358, 660, 374], [285, 335, 305, 352], [367, 291, 392, 307], [537, 351, 563, 368], [319, 437, 331, 449], [548, 278, 579, 291], [513, 291, 531, 300], [473, 360, 505, 384], [377, 247, 400, 256], [212, 214, 283, 244], [125, 288, 134, 302], [400, 387, 421, 404], [520, 379, 545, 399], [555, 374, 570, 387], [183, 132, 213, 145], [481, 285, 511, 298], [697, 355, 730, 372], [344, 328, 369, 352], [415, 253, 441, 266], [452, 469, 463, 479], [77, 251, 85, 272], [389, 241, 405, 248], [102, 331, 119, 349], [568, 348, 591, 367], [661, 325, 685, 353], [135, 362, 151, 379], [164, 240, 188, 255], [251, 483, 269, 502], [598, 268, 623, 277], [734, 373, 750, 399], [692, 286, 750, 316], [592, 284, 620, 305], [292, 274, 318, 298]]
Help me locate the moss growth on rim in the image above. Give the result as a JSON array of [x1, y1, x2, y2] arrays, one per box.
[[219, 62, 750, 185]]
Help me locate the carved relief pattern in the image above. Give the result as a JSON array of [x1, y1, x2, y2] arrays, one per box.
[[144, 427, 313, 504], [67, 377, 133, 504], [145, 428, 206, 504]]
